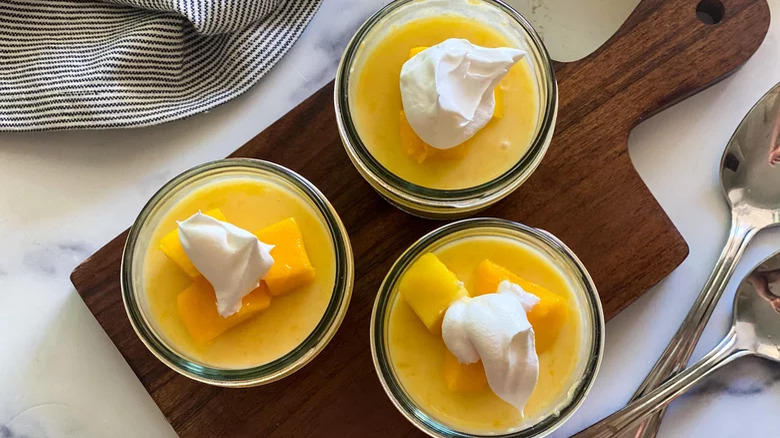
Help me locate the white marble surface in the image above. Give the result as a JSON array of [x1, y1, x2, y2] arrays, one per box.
[[1, 0, 779, 437]]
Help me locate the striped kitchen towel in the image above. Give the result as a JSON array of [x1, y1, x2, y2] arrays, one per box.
[[0, 0, 322, 131]]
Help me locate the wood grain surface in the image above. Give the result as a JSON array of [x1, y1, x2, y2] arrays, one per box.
[[70, 0, 770, 436]]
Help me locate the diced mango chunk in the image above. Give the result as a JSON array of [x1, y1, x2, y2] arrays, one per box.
[[408, 46, 427, 58], [493, 84, 505, 119], [473, 259, 568, 353], [177, 277, 271, 343], [398, 253, 468, 334], [255, 217, 316, 297], [400, 110, 434, 164], [400, 111, 467, 164], [443, 349, 487, 392], [159, 208, 227, 277]]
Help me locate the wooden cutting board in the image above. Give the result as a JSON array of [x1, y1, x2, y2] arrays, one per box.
[[70, 0, 770, 436]]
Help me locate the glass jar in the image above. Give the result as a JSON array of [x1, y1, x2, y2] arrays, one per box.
[[370, 218, 603, 437], [335, 0, 557, 219], [121, 158, 354, 387]]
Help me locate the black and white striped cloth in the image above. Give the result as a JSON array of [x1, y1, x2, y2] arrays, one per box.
[[0, 0, 322, 131]]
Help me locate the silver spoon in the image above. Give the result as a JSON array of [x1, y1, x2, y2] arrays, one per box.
[[617, 81, 780, 438], [574, 249, 780, 437]]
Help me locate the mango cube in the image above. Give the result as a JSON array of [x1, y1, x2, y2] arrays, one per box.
[[408, 46, 427, 58], [400, 110, 434, 164], [398, 253, 468, 334], [159, 208, 227, 277], [493, 84, 505, 119], [474, 259, 568, 353], [177, 277, 271, 343], [255, 217, 316, 296], [400, 111, 468, 164], [443, 349, 487, 392]]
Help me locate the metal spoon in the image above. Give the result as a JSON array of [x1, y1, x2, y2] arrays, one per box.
[[617, 81, 780, 438], [574, 249, 780, 437]]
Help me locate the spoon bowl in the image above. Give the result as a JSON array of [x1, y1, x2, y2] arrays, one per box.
[[619, 81, 780, 438], [721, 83, 780, 223], [575, 249, 780, 437], [736, 263, 780, 361]]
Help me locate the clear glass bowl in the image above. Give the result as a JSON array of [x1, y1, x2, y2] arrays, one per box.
[[335, 0, 558, 219], [370, 218, 604, 437], [121, 158, 354, 387]]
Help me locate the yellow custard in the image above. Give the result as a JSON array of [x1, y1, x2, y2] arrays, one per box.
[[143, 177, 336, 368], [351, 14, 539, 190], [388, 236, 583, 433]]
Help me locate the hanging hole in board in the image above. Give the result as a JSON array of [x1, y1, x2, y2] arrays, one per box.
[[696, 0, 725, 24]]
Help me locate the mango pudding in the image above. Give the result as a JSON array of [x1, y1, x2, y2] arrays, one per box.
[[371, 219, 603, 436], [336, 0, 557, 217], [122, 159, 353, 385], [357, 21, 534, 189]]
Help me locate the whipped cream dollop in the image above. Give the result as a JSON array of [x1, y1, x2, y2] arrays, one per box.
[[442, 280, 540, 413], [399, 38, 525, 150], [178, 212, 274, 317]]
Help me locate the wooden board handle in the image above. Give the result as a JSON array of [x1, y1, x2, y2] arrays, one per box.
[[496, 0, 769, 316], [557, 0, 770, 133]]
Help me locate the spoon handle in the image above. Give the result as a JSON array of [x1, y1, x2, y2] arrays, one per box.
[[617, 217, 756, 438], [573, 329, 749, 438]]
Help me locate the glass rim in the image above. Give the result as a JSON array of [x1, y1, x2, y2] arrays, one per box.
[[334, 0, 558, 215], [121, 158, 354, 387], [369, 218, 604, 437]]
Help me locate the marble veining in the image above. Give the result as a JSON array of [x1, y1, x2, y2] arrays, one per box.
[[21, 242, 94, 277], [683, 357, 780, 398], [55, 243, 93, 259], [21, 247, 57, 277], [1, 1, 779, 437]]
